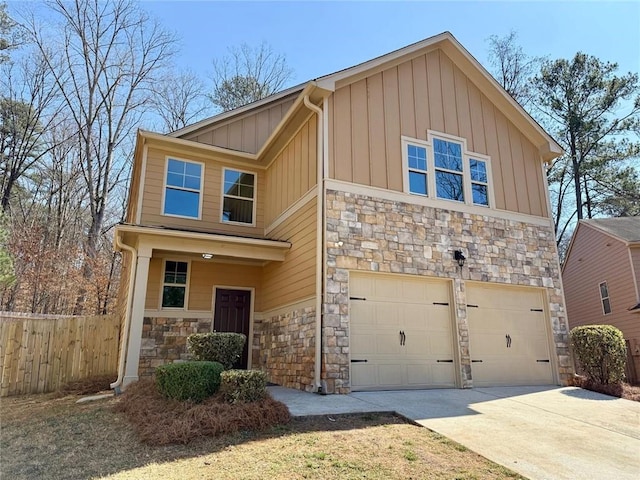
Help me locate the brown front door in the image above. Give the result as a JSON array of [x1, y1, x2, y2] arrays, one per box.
[[214, 289, 251, 369]]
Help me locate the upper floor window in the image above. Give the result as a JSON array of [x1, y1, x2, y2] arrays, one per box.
[[162, 260, 188, 308], [222, 168, 256, 225], [163, 158, 203, 219], [599, 281, 611, 315], [403, 133, 491, 207]]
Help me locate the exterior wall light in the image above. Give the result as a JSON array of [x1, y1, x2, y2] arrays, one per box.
[[202, 253, 213, 259], [454, 250, 466, 268]]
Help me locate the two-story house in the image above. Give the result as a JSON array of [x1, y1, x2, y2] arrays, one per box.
[[112, 32, 571, 394]]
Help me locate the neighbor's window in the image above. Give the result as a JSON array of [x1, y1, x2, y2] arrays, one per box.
[[222, 168, 255, 225], [403, 133, 491, 207], [599, 281, 611, 315], [162, 260, 188, 308], [163, 158, 203, 219]]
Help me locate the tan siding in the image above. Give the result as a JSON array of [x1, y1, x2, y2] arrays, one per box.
[[468, 82, 486, 154], [145, 258, 262, 312], [262, 198, 317, 311], [563, 225, 640, 342], [368, 72, 387, 189], [145, 258, 162, 309], [351, 79, 370, 185], [412, 56, 430, 142], [383, 69, 403, 191], [454, 66, 473, 150], [398, 62, 416, 138], [507, 121, 530, 213], [327, 47, 549, 217], [189, 262, 262, 312], [183, 97, 296, 154], [440, 53, 459, 136], [139, 146, 265, 236], [264, 116, 317, 225], [333, 86, 352, 182]]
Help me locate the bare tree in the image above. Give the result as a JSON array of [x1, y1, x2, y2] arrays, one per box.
[[0, 55, 63, 211], [0, 2, 22, 63], [151, 69, 211, 132], [20, 0, 175, 311], [210, 42, 293, 112], [486, 31, 541, 107]]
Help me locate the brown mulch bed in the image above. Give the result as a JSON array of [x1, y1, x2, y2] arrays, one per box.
[[114, 379, 291, 445], [57, 375, 115, 396]]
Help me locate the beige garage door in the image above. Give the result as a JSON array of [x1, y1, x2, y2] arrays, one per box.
[[350, 273, 456, 391], [467, 284, 554, 387]]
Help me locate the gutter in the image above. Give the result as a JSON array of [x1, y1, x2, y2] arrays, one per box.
[[303, 95, 325, 393], [110, 234, 137, 393]]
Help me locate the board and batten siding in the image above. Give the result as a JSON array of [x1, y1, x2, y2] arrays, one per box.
[[264, 115, 318, 225], [144, 258, 263, 312], [182, 97, 296, 154], [563, 225, 640, 341], [262, 197, 317, 311], [140, 146, 265, 236], [327, 48, 548, 217]]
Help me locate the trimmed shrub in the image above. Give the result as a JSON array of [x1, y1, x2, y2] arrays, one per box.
[[187, 332, 246, 369], [220, 369, 268, 404], [155, 361, 224, 402], [570, 325, 627, 385]]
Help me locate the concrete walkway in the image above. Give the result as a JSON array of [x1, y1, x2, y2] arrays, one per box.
[[268, 385, 640, 480]]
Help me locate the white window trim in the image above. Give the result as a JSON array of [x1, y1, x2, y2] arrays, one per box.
[[160, 259, 191, 310], [161, 156, 205, 220], [401, 132, 495, 209], [220, 166, 258, 227], [599, 281, 612, 315]]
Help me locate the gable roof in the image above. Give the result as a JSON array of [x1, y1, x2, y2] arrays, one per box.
[[168, 32, 562, 163], [583, 217, 640, 244]]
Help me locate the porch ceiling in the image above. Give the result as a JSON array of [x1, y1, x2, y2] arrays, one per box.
[[114, 224, 291, 262]]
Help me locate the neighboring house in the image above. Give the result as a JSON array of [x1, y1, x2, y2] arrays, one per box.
[[562, 217, 640, 383], [113, 32, 572, 395]]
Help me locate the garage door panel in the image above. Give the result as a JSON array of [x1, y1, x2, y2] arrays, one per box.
[[378, 364, 405, 386], [350, 273, 456, 390], [467, 284, 553, 386]]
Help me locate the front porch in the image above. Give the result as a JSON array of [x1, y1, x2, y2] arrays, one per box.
[[114, 224, 293, 387]]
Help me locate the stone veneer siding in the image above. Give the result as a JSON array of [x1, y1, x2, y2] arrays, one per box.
[[323, 189, 572, 394], [252, 306, 316, 392], [139, 317, 211, 377]]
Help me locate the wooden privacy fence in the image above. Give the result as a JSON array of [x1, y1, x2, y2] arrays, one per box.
[[0, 313, 120, 397]]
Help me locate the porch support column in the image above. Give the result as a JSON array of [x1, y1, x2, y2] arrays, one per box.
[[123, 249, 151, 387]]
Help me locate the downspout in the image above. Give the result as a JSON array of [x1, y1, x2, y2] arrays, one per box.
[[110, 234, 137, 393], [303, 95, 325, 393]]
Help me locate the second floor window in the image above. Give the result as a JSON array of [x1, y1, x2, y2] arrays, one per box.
[[403, 133, 491, 208], [163, 158, 203, 219], [222, 168, 255, 225]]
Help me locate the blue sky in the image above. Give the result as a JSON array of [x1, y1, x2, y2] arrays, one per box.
[[143, 0, 640, 85]]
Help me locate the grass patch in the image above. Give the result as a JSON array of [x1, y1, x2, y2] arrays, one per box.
[[1, 390, 528, 480]]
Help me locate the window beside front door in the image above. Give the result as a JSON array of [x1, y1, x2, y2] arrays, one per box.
[[162, 260, 188, 308], [403, 132, 492, 207], [599, 281, 612, 315]]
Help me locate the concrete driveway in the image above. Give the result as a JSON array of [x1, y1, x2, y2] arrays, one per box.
[[269, 386, 640, 480]]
